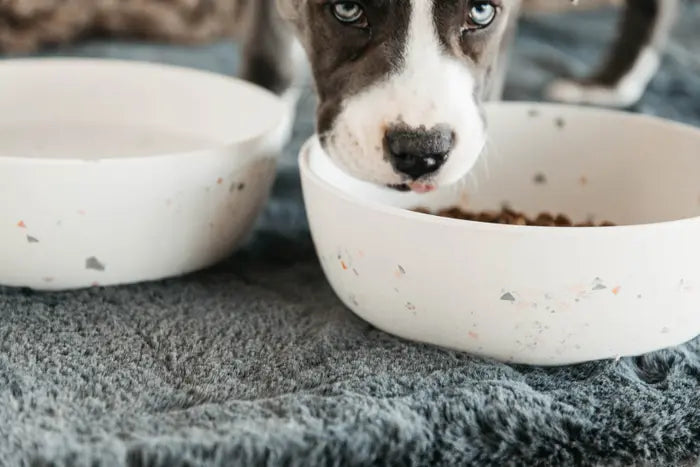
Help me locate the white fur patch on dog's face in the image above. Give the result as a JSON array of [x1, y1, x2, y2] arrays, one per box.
[[322, 0, 486, 189]]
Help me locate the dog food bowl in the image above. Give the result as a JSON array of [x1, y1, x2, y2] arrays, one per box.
[[300, 102, 700, 365], [0, 58, 287, 290]]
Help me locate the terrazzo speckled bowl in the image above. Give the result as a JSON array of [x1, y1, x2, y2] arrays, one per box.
[[0, 58, 287, 290], [300, 103, 700, 365]]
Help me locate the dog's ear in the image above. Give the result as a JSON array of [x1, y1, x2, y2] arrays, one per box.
[[276, 0, 303, 21]]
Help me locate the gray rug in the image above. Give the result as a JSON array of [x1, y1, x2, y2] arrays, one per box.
[[2, 5, 700, 466]]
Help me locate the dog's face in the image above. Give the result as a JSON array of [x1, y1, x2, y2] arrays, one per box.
[[280, 0, 517, 192]]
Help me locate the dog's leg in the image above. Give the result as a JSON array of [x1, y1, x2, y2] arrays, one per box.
[[546, 0, 679, 108], [239, 0, 306, 141], [240, 0, 295, 94]]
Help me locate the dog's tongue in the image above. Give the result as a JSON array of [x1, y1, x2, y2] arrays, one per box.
[[409, 182, 436, 194]]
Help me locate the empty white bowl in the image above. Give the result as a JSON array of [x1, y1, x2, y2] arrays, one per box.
[[301, 103, 700, 365], [0, 58, 287, 290]]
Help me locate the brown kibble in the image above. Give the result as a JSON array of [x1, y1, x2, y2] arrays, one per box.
[[438, 207, 467, 219], [535, 213, 555, 226], [554, 214, 573, 226], [413, 206, 616, 227], [477, 211, 500, 223]]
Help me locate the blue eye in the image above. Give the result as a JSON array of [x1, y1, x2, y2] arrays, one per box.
[[469, 1, 497, 27], [332, 2, 365, 24]]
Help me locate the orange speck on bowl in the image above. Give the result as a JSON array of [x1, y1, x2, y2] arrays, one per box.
[[217, 177, 223, 185], [459, 190, 470, 207], [468, 331, 480, 340], [17, 220, 26, 228], [612, 286, 622, 295], [341, 261, 348, 270]]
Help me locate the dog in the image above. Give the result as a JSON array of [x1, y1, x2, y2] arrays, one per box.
[[240, 0, 679, 192]]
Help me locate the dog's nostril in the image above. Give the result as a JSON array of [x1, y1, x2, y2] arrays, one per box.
[[392, 152, 447, 171], [385, 124, 455, 180]]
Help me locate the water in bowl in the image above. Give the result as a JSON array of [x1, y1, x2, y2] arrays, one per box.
[[0, 122, 215, 160]]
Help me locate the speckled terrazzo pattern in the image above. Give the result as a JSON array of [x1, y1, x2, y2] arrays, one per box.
[[1, 4, 700, 466]]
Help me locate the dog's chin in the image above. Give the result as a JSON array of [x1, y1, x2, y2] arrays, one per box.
[[384, 154, 481, 193], [386, 182, 437, 193], [325, 156, 480, 194], [322, 140, 483, 194], [325, 155, 438, 193]]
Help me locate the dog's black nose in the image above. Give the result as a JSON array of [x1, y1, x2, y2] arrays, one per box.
[[384, 124, 455, 180]]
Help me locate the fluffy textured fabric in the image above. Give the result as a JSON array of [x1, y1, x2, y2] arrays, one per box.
[[2, 5, 700, 466]]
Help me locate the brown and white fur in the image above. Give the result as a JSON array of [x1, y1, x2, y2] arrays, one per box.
[[244, 0, 678, 192]]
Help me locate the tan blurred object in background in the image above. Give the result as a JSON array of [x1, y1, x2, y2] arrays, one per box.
[[0, 0, 623, 54], [0, 0, 252, 53]]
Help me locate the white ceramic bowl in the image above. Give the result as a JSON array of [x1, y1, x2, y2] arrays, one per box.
[[301, 103, 700, 365], [0, 58, 287, 290]]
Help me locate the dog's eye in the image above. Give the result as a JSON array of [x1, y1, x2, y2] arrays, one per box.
[[468, 1, 497, 28], [332, 1, 366, 26]]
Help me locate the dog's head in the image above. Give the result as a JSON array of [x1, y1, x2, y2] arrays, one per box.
[[280, 0, 518, 192]]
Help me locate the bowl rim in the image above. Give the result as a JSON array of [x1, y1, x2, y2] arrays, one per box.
[[300, 101, 700, 233], [0, 57, 286, 166]]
